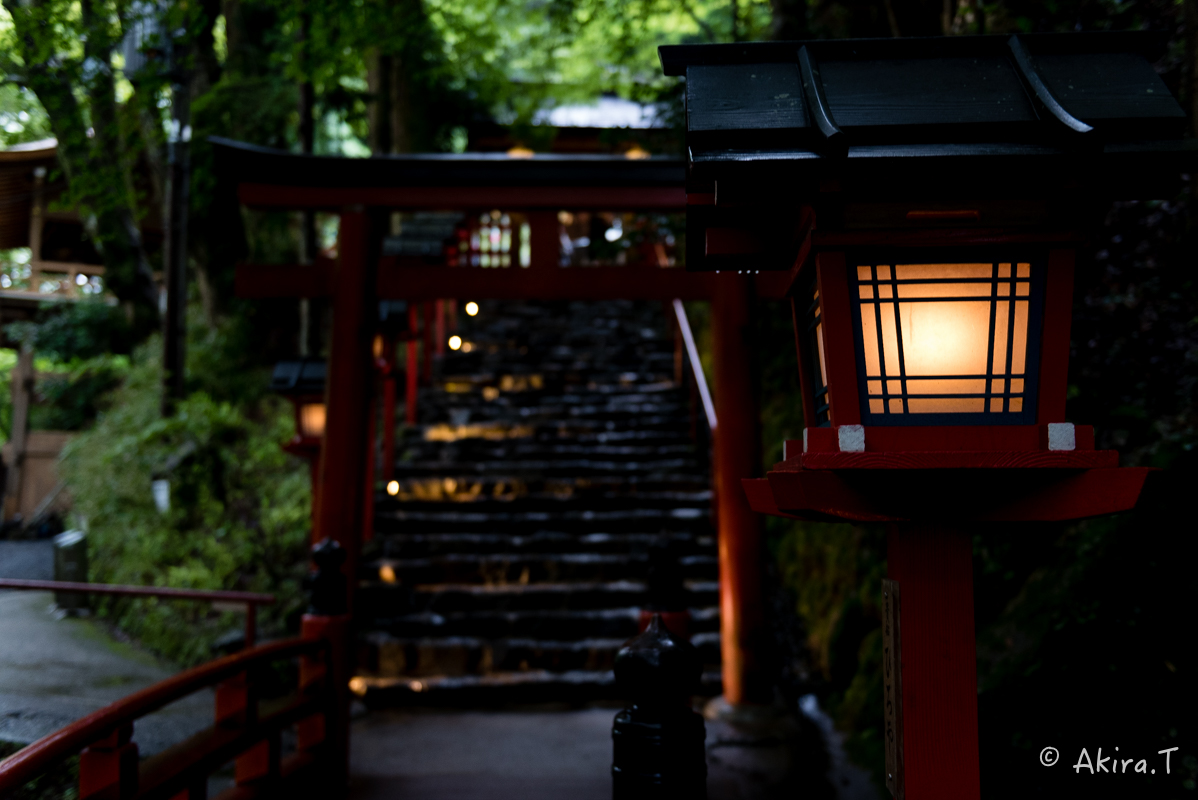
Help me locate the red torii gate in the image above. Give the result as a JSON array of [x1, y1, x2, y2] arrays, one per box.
[[214, 137, 798, 707]]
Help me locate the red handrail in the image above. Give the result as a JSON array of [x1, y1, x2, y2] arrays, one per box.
[[0, 637, 326, 795], [0, 579, 275, 647]]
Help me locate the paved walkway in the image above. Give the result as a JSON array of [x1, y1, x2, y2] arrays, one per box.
[[0, 542, 211, 754], [347, 699, 878, 800], [1, 541, 878, 800]]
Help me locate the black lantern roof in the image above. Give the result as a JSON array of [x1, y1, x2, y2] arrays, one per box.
[[270, 359, 326, 396], [660, 32, 1197, 200]]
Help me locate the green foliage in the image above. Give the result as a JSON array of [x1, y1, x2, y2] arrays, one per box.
[[29, 354, 128, 431], [0, 348, 14, 442], [13, 299, 134, 362], [0, 741, 77, 800], [0, 83, 52, 148], [0, 247, 33, 291], [57, 334, 310, 666]]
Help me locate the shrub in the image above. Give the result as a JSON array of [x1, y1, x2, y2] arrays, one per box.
[[57, 337, 310, 665]]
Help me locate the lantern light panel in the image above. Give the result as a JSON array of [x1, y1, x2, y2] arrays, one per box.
[[845, 256, 1044, 426]]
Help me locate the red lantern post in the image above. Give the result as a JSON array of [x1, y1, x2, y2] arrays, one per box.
[[662, 32, 1198, 800]]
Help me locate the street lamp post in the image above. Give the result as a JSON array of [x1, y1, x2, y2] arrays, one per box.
[[661, 31, 1198, 800]]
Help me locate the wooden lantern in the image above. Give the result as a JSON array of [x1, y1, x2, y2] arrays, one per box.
[[661, 31, 1198, 800], [270, 359, 327, 513]]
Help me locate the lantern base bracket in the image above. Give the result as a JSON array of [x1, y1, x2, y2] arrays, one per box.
[[744, 465, 1153, 523], [786, 448, 1118, 471]]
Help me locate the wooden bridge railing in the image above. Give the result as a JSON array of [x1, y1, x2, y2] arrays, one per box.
[[0, 634, 337, 799], [0, 579, 275, 648]]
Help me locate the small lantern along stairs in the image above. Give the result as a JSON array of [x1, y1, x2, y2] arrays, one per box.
[[661, 31, 1197, 800]]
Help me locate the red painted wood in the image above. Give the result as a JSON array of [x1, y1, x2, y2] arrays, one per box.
[[711, 273, 770, 706], [236, 261, 795, 301], [381, 375, 396, 483], [422, 302, 434, 385], [435, 300, 446, 356], [797, 449, 1118, 470], [740, 478, 805, 520], [215, 674, 250, 727], [526, 211, 560, 270], [314, 210, 377, 610], [811, 228, 1080, 248], [235, 736, 278, 784], [1037, 249, 1075, 424], [887, 525, 980, 800], [792, 297, 818, 431], [758, 466, 1152, 522], [0, 639, 326, 795], [239, 183, 686, 211], [79, 736, 138, 800], [362, 393, 376, 545], [797, 425, 1099, 454], [377, 264, 714, 301], [406, 305, 419, 426], [815, 252, 862, 425]]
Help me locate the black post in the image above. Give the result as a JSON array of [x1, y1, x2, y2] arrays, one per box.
[[612, 613, 707, 799]]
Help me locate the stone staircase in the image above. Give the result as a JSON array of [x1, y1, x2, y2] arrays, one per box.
[[354, 299, 721, 706]]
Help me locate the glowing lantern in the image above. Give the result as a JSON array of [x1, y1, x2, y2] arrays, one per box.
[[662, 31, 1197, 800]]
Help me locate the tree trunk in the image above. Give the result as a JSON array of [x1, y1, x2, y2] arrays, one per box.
[[368, 51, 394, 154]]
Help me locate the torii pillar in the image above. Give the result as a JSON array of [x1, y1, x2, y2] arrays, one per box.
[[711, 273, 770, 706]]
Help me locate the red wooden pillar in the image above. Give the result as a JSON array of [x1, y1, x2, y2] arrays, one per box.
[[79, 724, 137, 799], [381, 339, 397, 483], [710, 273, 769, 706], [886, 525, 981, 800], [361, 392, 376, 544], [406, 305, 419, 425], [313, 208, 377, 611], [422, 301, 434, 384], [435, 299, 446, 356]]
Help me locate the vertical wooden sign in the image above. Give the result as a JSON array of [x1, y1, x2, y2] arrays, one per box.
[[882, 579, 905, 799]]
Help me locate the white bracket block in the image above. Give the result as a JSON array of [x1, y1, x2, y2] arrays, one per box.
[[838, 425, 865, 453], [1047, 422, 1076, 452]]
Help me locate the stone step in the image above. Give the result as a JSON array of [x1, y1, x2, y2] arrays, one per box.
[[357, 580, 720, 617], [395, 441, 700, 463], [388, 458, 707, 479], [374, 506, 712, 535], [352, 668, 723, 708], [376, 492, 712, 516], [417, 405, 690, 429], [407, 427, 699, 447], [363, 606, 720, 641], [370, 531, 716, 559], [357, 631, 722, 678], [379, 477, 711, 504], [362, 553, 719, 586]]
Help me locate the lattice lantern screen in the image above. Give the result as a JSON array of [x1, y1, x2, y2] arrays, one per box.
[[850, 258, 1044, 425]]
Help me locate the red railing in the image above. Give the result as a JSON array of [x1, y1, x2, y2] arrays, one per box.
[[0, 579, 275, 647], [0, 635, 336, 799]]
